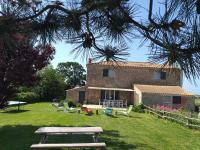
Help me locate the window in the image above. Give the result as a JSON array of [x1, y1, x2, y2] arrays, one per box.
[[160, 71, 166, 80], [100, 90, 105, 100], [103, 69, 109, 77], [100, 90, 119, 100], [103, 69, 114, 77], [154, 71, 166, 80], [172, 96, 181, 104]]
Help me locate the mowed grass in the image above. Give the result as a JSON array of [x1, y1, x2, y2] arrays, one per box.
[[0, 103, 200, 150]]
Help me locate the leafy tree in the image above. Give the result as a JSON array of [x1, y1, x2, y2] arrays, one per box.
[[34, 66, 65, 101], [0, 32, 55, 108], [57, 62, 86, 89]]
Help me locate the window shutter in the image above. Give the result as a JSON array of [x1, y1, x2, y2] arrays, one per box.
[[154, 72, 160, 80], [103, 69, 109, 77]]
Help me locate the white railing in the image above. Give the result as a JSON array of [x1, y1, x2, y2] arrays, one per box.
[[99, 100, 127, 108]]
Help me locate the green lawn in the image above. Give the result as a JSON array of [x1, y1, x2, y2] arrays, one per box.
[[0, 103, 200, 150]]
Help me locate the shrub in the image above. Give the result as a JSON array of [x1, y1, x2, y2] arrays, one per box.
[[15, 92, 39, 103], [76, 103, 82, 108], [132, 104, 145, 113], [195, 99, 200, 107]]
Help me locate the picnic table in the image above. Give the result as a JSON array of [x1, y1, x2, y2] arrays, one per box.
[[31, 127, 106, 149], [7, 101, 27, 111]]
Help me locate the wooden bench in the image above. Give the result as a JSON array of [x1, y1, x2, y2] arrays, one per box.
[[31, 143, 106, 149], [31, 127, 106, 149]]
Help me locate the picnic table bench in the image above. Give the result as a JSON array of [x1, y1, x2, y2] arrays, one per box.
[[31, 127, 106, 149]]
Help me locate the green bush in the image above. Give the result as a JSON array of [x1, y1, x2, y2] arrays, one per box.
[[76, 103, 82, 108], [132, 104, 145, 113], [15, 92, 39, 103], [195, 99, 200, 107]]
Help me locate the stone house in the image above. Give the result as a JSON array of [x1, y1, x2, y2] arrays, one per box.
[[66, 61, 195, 110]]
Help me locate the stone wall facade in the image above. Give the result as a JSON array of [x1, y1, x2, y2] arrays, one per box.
[[66, 62, 193, 108], [87, 64, 182, 89], [140, 93, 195, 110], [66, 86, 86, 103]]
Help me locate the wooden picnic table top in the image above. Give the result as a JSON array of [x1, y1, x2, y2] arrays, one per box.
[[8, 101, 26, 106], [35, 127, 103, 134]]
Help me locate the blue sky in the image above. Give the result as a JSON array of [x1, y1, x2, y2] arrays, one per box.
[[51, 0, 200, 95]]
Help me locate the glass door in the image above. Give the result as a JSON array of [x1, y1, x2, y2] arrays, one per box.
[[101, 90, 119, 100]]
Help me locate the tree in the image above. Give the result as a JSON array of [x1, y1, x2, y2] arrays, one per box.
[[34, 66, 66, 101], [57, 62, 86, 89], [0, 31, 55, 108], [0, 0, 200, 106]]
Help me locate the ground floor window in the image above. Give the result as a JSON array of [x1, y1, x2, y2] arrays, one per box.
[[101, 90, 119, 100], [172, 96, 181, 104]]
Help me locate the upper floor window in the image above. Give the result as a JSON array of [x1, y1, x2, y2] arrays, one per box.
[[103, 69, 114, 77], [160, 71, 166, 80], [154, 71, 167, 80], [172, 96, 181, 104]]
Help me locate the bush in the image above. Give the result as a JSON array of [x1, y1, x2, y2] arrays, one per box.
[[132, 104, 145, 113], [76, 103, 82, 108], [195, 99, 200, 107], [15, 92, 39, 103]]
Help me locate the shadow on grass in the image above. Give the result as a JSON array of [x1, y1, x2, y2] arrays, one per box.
[[0, 110, 30, 114], [0, 125, 148, 150], [116, 115, 143, 119]]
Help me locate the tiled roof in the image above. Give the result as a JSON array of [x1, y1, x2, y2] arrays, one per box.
[[134, 84, 194, 96], [88, 61, 175, 69]]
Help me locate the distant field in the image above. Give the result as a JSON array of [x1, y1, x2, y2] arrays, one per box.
[[0, 103, 200, 150]]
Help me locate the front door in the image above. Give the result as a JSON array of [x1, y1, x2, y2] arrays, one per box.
[[79, 91, 85, 104]]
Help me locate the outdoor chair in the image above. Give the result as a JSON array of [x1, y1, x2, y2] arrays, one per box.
[[52, 102, 64, 111], [104, 108, 113, 116], [81, 106, 93, 115], [64, 103, 79, 113], [117, 105, 133, 116]]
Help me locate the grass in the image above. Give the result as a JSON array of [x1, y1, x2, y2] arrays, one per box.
[[0, 103, 200, 150]]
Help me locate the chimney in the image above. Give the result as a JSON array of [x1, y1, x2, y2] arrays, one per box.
[[88, 58, 92, 64]]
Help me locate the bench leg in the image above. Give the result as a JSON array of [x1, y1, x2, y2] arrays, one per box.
[[92, 133, 99, 142], [40, 135, 48, 143]]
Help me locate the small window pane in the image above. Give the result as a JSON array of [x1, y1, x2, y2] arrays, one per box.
[[101, 90, 105, 100], [173, 96, 181, 104], [160, 71, 166, 80], [110, 91, 114, 100], [103, 69, 108, 77], [108, 70, 114, 77], [115, 91, 119, 100], [105, 90, 109, 100]]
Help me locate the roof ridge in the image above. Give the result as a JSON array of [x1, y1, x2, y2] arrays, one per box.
[[87, 61, 175, 69]]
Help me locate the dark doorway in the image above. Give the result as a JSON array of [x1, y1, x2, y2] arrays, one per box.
[[79, 91, 85, 104]]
